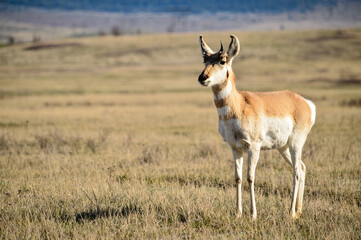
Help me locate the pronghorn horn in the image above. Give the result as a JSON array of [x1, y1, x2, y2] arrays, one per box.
[[219, 41, 224, 53], [199, 36, 214, 56]]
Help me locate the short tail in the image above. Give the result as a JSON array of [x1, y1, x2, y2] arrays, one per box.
[[305, 99, 316, 128]]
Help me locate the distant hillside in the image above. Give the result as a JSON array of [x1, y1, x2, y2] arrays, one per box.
[[1, 0, 361, 43], [0, 0, 353, 13]]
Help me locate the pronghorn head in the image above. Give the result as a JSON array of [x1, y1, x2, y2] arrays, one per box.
[[198, 35, 240, 87]]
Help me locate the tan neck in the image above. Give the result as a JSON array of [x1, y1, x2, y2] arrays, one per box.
[[212, 70, 245, 120]]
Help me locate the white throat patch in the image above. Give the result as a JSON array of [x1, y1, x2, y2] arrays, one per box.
[[214, 79, 233, 100], [217, 105, 230, 116]]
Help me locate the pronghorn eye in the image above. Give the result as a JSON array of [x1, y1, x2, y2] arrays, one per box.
[[220, 60, 226, 65]]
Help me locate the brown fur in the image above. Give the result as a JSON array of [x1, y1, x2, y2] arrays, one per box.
[[241, 90, 312, 130], [213, 69, 313, 131]]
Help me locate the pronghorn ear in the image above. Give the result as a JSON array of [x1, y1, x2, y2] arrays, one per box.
[[199, 36, 214, 57], [227, 35, 240, 64]]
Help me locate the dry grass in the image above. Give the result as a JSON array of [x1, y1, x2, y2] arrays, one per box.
[[0, 29, 360, 239]]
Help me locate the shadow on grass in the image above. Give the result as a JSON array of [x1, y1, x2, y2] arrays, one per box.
[[143, 174, 232, 190], [75, 204, 142, 223]]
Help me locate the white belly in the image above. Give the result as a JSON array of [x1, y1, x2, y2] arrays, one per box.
[[218, 116, 293, 150], [260, 116, 293, 150]]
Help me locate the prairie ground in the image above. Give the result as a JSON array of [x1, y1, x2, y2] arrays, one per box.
[[0, 29, 360, 239]]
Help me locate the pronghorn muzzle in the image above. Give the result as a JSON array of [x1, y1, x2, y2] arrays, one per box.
[[198, 71, 209, 86]]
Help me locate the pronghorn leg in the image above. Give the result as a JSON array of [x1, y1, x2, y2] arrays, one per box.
[[296, 161, 306, 216], [279, 146, 306, 217], [247, 145, 260, 220], [278, 146, 293, 168], [232, 149, 243, 218], [289, 145, 304, 219]]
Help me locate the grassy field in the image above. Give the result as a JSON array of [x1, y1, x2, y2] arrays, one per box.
[[0, 29, 360, 239]]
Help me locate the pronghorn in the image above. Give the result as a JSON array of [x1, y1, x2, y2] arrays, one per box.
[[198, 35, 316, 219]]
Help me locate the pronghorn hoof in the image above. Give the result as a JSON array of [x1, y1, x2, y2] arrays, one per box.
[[295, 212, 302, 219], [290, 212, 300, 220]]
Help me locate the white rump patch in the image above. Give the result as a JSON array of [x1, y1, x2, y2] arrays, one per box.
[[305, 99, 316, 127]]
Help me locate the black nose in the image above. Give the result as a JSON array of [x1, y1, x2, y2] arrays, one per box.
[[198, 73, 208, 83]]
